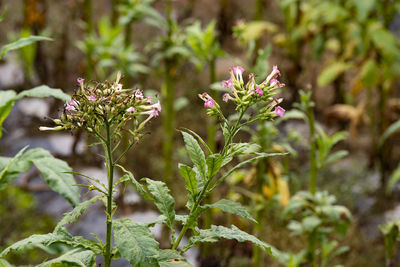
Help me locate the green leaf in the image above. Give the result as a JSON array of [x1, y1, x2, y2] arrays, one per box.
[[0, 259, 12, 267], [370, 27, 400, 60], [360, 59, 379, 88], [37, 248, 96, 267], [203, 199, 256, 222], [117, 164, 151, 200], [387, 163, 400, 195], [0, 145, 29, 190], [324, 150, 348, 166], [380, 221, 400, 260], [352, 0, 375, 21], [32, 156, 80, 207], [0, 36, 52, 59], [55, 196, 102, 231], [181, 131, 207, 179], [157, 250, 192, 267], [317, 62, 352, 87], [206, 154, 222, 178], [15, 85, 70, 102], [0, 90, 17, 138], [0, 8, 6, 22], [179, 163, 197, 195], [145, 179, 175, 231], [184, 225, 277, 258], [0, 233, 58, 257], [380, 120, 400, 148], [112, 218, 160, 267]]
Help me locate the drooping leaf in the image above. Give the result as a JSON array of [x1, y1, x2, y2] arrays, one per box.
[[157, 250, 192, 267], [145, 179, 175, 230], [379, 120, 400, 148], [184, 225, 277, 258], [15, 85, 70, 102], [206, 154, 222, 179], [203, 199, 256, 222], [179, 163, 197, 195], [37, 248, 96, 267], [112, 218, 160, 267], [181, 131, 207, 179], [0, 36, 52, 58], [317, 62, 352, 87], [55, 196, 102, 231], [117, 164, 151, 200], [32, 156, 80, 207]]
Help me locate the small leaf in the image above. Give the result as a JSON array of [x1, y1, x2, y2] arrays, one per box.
[[0, 145, 29, 190], [387, 163, 400, 195], [55, 196, 102, 231], [317, 62, 352, 87], [0, 36, 52, 58], [360, 59, 379, 88], [203, 199, 256, 222], [179, 163, 197, 195], [181, 131, 207, 179], [380, 120, 400, 148], [206, 154, 222, 178], [185, 225, 278, 258], [15, 85, 70, 102], [32, 156, 80, 207], [112, 218, 160, 267], [37, 248, 96, 267], [324, 150, 348, 165], [145, 179, 175, 231], [117, 164, 151, 200], [0, 90, 16, 138]]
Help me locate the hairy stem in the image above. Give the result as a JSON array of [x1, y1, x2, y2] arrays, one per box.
[[104, 123, 114, 267]]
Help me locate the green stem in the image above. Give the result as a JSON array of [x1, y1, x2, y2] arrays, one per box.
[[104, 123, 114, 267], [308, 106, 317, 195], [172, 109, 246, 250]]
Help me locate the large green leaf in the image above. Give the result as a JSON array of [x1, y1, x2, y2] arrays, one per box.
[[178, 163, 197, 195], [184, 225, 277, 258], [15, 85, 70, 102], [112, 218, 160, 267], [32, 155, 80, 207], [157, 250, 192, 267], [203, 199, 256, 222], [145, 179, 175, 231], [181, 131, 206, 179], [317, 62, 352, 87], [206, 154, 222, 179], [37, 248, 96, 267], [0, 36, 52, 59], [55, 196, 102, 231]]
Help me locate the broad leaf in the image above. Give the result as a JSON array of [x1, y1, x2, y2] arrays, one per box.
[[55, 196, 102, 231], [179, 163, 197, 195], [317, 62, 352, 87], [206, 154, 222, 179], [0, 145, 29, 190], [32, 156, 80, 207], [184, 225, 277, 258], [15, 85, 70, 102], [0, 36, 52, 58], [0, 233, 58, 257], [203, 199, 256, 222], [112, 218, 160, 267], [37, 248, 95, 267], [145, 179, 175, 230], [157, 250, 192, 267], [181, 131, 206, 179]]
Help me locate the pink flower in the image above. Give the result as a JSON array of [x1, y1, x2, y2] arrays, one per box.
[[70, 99, 78, 106], [135, 89, 144, 100], [222, 77, 233, 88], [152, 109, 159, 117], [146, 98, 153, 104], [127, 107, 135, 113], [255, 85, 264, 96], [77, 78, 84, 84], [88, 95, 97, 102], [230, 66, 245, 76], [64, 102, 75, 112], [265, 65, 281, 84], [270, 78, 285, 88], [204, 97, 215, 108], [222, 93, 230, 102], [274, 106, 285, 117]]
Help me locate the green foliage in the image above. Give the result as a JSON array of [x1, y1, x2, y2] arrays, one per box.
[[0, 86, 70, 137], [112, 218, 159, 267], [380, 220, 400, 261], [37, 248, 96, 267], [203, 199, 256, 222], [0, 36, 52, 59], [181, 131, 207, 180], [157, 250, 191, 267], [145, 179, 176, 233], [178, 164, 198, 196], [317, 62, 352, 87]]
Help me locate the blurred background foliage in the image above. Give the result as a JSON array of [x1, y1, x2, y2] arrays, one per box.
[[2, 0, 400, 266]]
